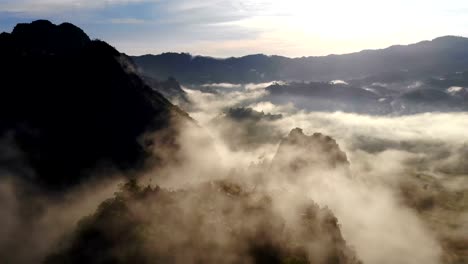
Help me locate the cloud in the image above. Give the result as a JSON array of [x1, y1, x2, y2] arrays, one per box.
[[407, 81, 424, 89], [0, 176, 123, 264], [249, 101, 296, 115], [157, 111, 449, 263], [3, 0, 468, 57], [330, 80, 349, 85], [201, 83, 242, 89], [1, 82, 465, 263], [199, 82, 278, 90], [109, 18, 145, 24], [0, 0, 258, 25], [275, 111, 468, 147], [0, 0, 148, 13], [245, 81, 281, 90], [180, 86, 468, 262], [447, 86, 464, 95], [182, 84, 267, 124]]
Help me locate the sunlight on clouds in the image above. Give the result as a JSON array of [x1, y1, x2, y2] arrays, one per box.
[[184, 0, 468, 56], [2, 0, 468, 56], [0, 0, 147, 13], [224, 0, 460, 56]]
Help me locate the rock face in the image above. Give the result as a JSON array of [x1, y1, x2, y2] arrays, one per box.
[[0, 20, 191, 191], [273, 128, 349, 172]]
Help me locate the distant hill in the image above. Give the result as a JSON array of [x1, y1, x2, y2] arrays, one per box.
[[133, 36, 468, 84], [262, 81, 467, 115], [0, 20, 192, 191]]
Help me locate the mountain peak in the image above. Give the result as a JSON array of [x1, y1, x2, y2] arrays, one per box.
[[289, 127, 305, 138], [431, 35, 466, 42], [8, 20, 91, 55], [273, 128, 349, 172]]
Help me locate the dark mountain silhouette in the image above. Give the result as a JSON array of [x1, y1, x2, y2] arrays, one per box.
[[391, 88, 466, 114], [257, 80, 466, 115], [0, 20, 191, 191], [264, 81, 392, 114], [134, 53, 284, 84], [133, 36, 468, 84], [0, 20, 90, 55]]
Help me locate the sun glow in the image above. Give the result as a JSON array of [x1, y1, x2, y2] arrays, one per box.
[[207, 0, 468, 56]]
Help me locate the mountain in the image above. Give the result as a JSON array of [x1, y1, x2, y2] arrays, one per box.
[[0, 20, 192, 191], [44, 179, 362, 264], [133, 36, 468, 84], [141, 76, 190, 106], [133, 53, 286, 84], [262, 81, 468, 115], [273, 128, 349, 172], [265, 81, 389, 114]]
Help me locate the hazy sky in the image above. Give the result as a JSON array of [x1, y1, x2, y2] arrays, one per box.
[[1, 0, 468, 57]]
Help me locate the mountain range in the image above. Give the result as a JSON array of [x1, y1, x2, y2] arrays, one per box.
[[133, 36, 468, 84]]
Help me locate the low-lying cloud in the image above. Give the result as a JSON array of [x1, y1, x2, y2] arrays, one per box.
[[179, 86, 468, 263], [0, 82, 466, 263]]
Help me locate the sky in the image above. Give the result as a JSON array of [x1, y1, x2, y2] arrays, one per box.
[[1, 0, 468, 57]]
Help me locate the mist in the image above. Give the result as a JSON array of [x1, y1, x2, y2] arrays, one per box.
[[1, 80, 465, 263], [2, 18, 468, 264], [0, 175, 124, 264], [169, 84, 468, 264]]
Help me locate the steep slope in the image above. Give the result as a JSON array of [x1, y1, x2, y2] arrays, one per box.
[[133, 36, 468, 84], [142, 76, 190, 107], [0, 20, 191, 191]]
